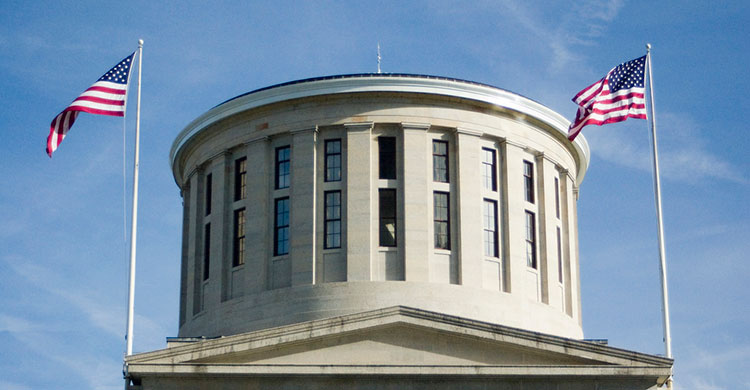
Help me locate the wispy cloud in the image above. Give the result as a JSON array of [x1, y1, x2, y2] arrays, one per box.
[[491, 0, 625, 71], [678, 344, 750, 390], [584, 111, 747, 184]]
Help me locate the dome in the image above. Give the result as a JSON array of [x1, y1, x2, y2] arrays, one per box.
[[171, 74, 590, 339]]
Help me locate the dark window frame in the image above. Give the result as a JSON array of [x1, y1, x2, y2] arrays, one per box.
[[203, 223, 211, 280], [525, 210, 537, 269], [433, 191, 450, 249], [275, 146, 291, 190], [232, 208, 246, 267], [234, 157, 246, 201], [378, 137, 397, 180], [324, 139, 342, 182], [205, 173, 212, 215], [378, 189, 397, 247], [523, 160, 535, 204], [557, 226, 563, 283], [274, 197, 290, 256], [483, 199, 499, 258], [481, 148, 497, 191], [324, 190, 342, 249], [555, 176, 561, 219], [432, 140, 449, 183]]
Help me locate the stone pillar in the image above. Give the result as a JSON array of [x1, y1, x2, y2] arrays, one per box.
[[245, 137, 269, 293], [455, 128, 483, 287], [402, 122, 431, 282], [290, 128, 317, 286], [345, 122, 373, 281]]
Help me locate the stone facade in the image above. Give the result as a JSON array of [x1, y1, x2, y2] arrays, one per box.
[[170, 74, 589, 340], [124, 74, 672, 389]]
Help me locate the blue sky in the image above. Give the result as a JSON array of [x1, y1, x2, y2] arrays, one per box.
[[1, 1, 748, 389]]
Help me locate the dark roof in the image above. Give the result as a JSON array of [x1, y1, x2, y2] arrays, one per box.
[[215, 73, 534, 109]]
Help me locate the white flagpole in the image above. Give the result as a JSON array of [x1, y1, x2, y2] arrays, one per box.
[[126, 39, 144, 358], [646, 43, 673, 386]]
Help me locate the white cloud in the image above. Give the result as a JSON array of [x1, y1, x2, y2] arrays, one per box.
[[583, 112, 746, 184]]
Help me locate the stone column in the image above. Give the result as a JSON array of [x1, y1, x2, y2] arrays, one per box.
[[454, 128, 483, 287], [345, 122, 373, 281], [290, 128, 317, 286], [402, 122, 430, 282], [245, 137, 270, 294]]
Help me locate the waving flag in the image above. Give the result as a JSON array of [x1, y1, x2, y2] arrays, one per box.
[[568, 55, 647, 141], [47, 52, 135, 157]]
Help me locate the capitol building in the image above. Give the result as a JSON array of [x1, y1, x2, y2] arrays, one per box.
[[125, 74, 672, 389]]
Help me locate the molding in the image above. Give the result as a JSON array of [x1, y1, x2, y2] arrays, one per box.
[[343, 121, 374, 132], [128, 306, 672, 367], [169, 75, 590, 185], [455, 126, 483, 137], [400, 122, 431, 131]]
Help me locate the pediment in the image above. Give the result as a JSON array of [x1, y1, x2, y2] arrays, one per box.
[[128, 306, 671, 370]]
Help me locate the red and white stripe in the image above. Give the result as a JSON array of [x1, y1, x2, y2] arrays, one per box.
[[47, 80, 128, 157], [568, 73, 646, 141]]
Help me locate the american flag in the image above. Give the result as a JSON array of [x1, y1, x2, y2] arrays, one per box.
[[568, 55, 647, 141], [46, 52, 136, 157]]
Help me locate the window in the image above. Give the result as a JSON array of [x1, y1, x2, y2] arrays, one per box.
[[274, 198, 290, 256], [205, 173, 212, 215], [325, 139, 342, 182], [432, 141, 449, 183], [379, 189, 397, 246], [203, 223, 210, 280], [524, 160, 534, 204], [525, 211, 537, 268], [433, 192, 450, 249], [275, 146, 290, 189], [557, 227, 563, 283], [234, 158, 246, 201], [481, 148, 496, 191], [378, 137, 396, 180], [555, 177, 561, 219], [483, 200, 498, 257], [324, 191, 341, 249], [233, 209, 245, 267]]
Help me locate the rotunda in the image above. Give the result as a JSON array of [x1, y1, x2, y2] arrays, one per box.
[[170, 74, 590, 340]]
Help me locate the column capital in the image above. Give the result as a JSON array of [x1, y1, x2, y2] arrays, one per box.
[[455, 126, 483, 137], [344, 121, 374, 132], [400, 122, 431, 131]]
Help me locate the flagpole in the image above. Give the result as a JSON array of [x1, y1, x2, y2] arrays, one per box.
[[646, 43, 673, 386], [126, 39, 144, 359]]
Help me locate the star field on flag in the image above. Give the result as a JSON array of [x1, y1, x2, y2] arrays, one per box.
[[46, 52, 135, 157], [567, 55, 647, 141]]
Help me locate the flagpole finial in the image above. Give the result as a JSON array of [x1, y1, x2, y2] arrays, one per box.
[[138, 39, 144, 47], [646, 43, 652, 51]]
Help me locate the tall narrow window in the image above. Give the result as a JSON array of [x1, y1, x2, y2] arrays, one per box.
[[325, 139, 342, 182], [274, 198, 290, 256], [481, 148, 496, 191], [557, 227, 563, 283], [433, 192, 450, 249], [233, 209, 245, 267], [205, 173, 212, 215], [378, 137, 396, 180], [379, 189, 397, 246], [234, 158, 246, 201], [324, 191, 341, 249], [483, 200, 498, 257], [275, 146, 290, 189], [524, 161, 534, 203], [203, 223, 211, 280], [555, 177, 561, 219], [525, 211, 537, 269], [432, 141, 449, 183]]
